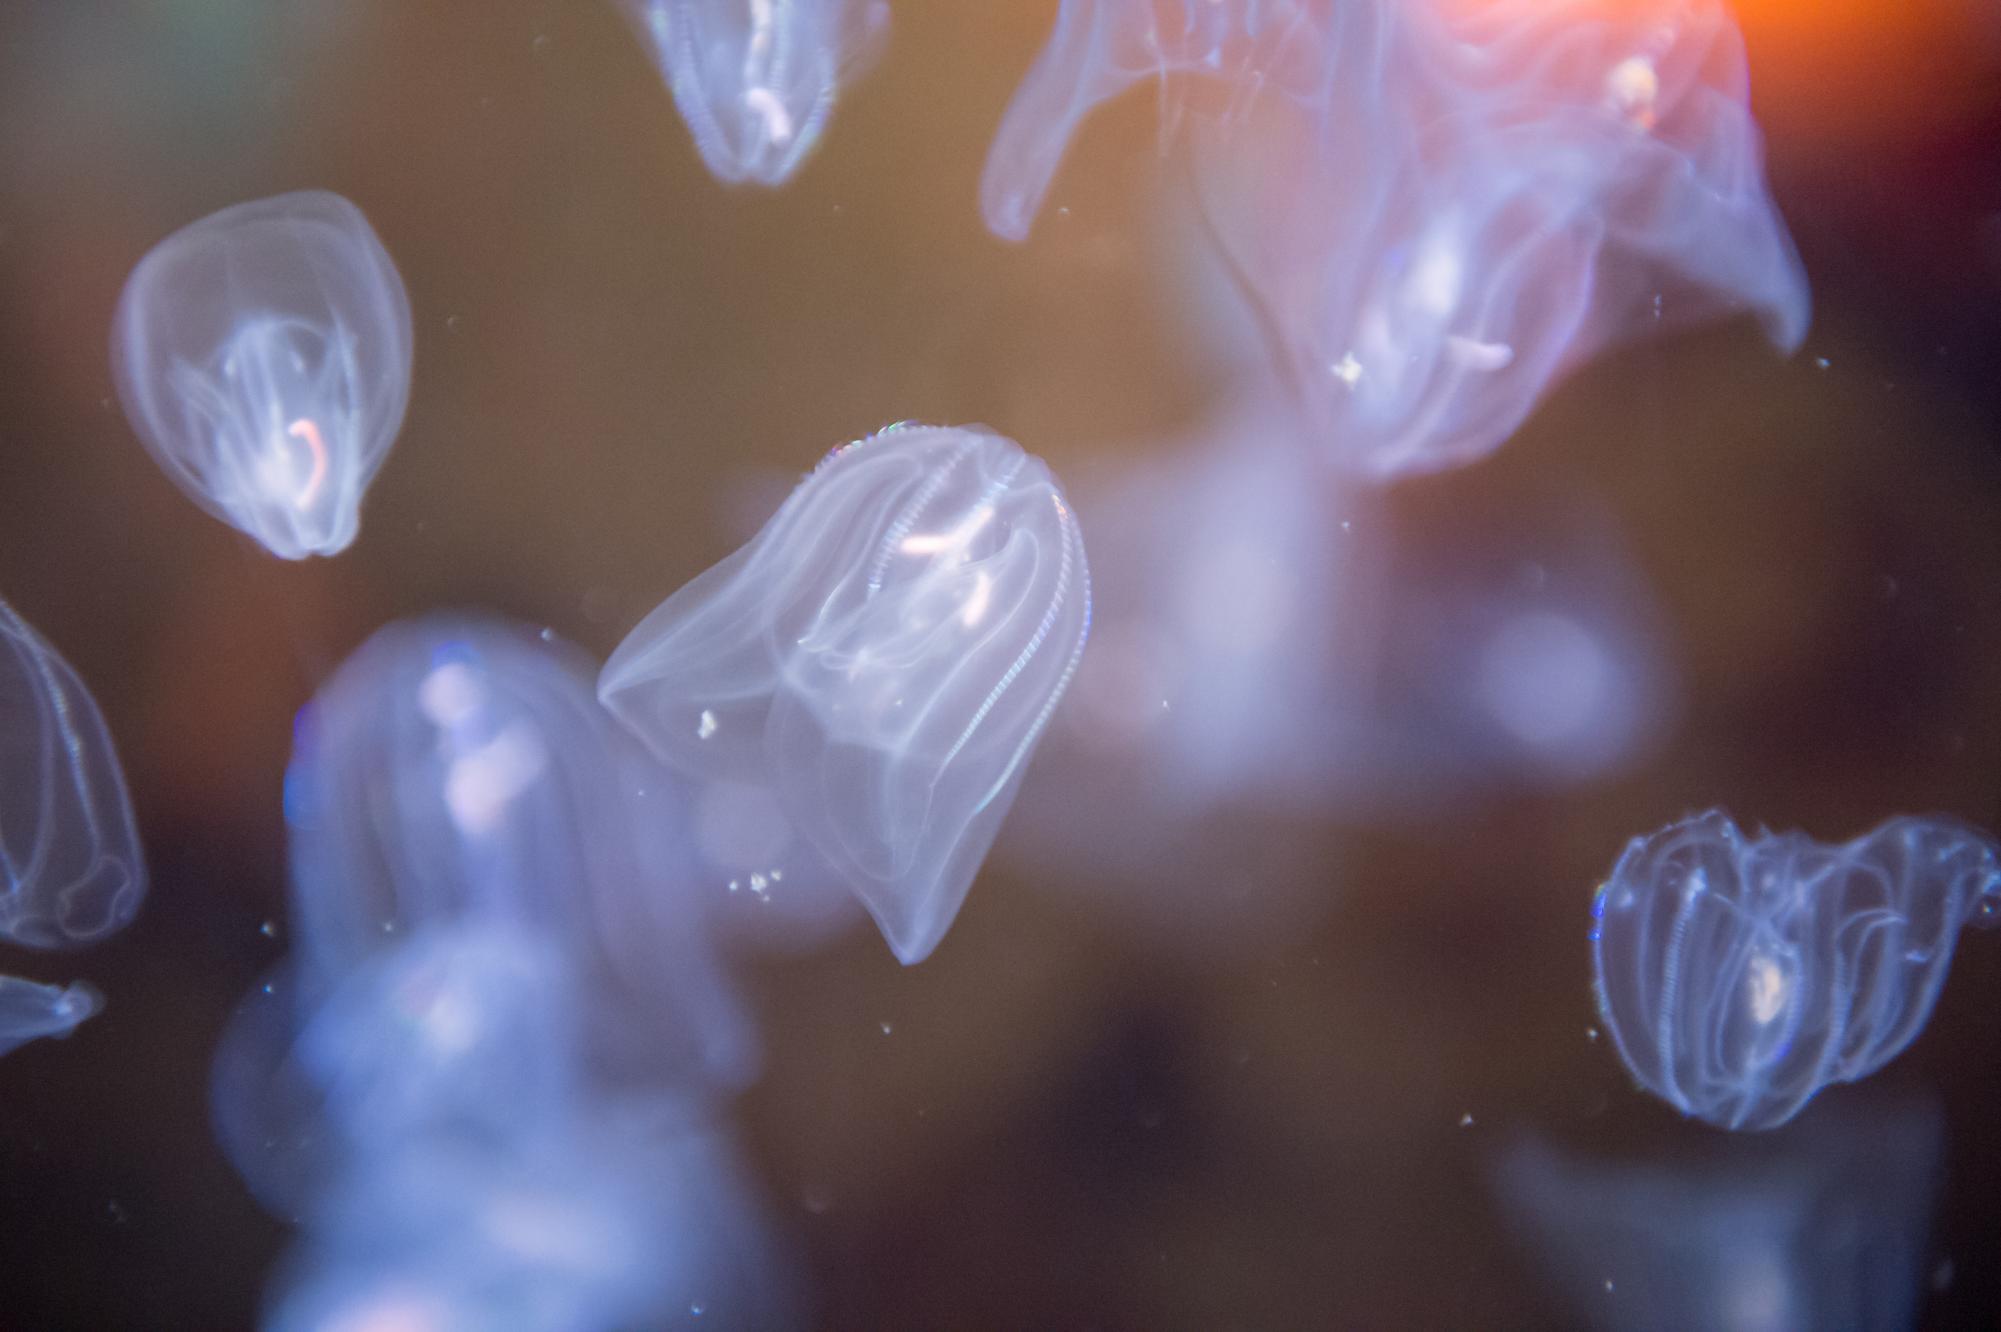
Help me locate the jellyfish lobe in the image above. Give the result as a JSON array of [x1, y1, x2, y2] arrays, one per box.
[[1591, 809, 2001, 1130], [0, 597, 146, 949], [614, 0, 890, 186], [112, 190, 414, 559], [601, 423, 1091, 964]]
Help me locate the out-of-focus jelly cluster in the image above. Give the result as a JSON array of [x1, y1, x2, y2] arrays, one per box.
[[985, 0, 1808, 477]]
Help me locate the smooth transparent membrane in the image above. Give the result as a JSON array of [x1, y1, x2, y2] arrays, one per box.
[[0, 598, 144, 1055], [111, 189, 413, 559], [601, 422, 1091, 964], [1590, 810, 2001, 1131], [614, 0, 889, 186], [981, 0, 1810, 479], [213, 617, 754, 1216], [0, 598, 146, 946], [1493, 1094, 1944, 1332]]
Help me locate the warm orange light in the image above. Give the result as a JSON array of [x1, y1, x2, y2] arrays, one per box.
[[287, 417, 330, 509], [1732, 0, 1997, 147], [1432, 0, 1999, 150]]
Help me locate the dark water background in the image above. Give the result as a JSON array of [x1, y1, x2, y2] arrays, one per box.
[[1, 2, 1999, 1327]]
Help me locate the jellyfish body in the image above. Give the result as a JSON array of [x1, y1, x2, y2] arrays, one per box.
[[614, 0, 889, 186], [262, 1111, 799, 1332], [280, 618, 753, 1091], [0, 598, 147, 950], [983, 0, 1809, 478], [601, 423, 1091, 964], [0, 598, 144, 1057], [214, 618, 791, 1323], [1591, 810, 2001, 1130], [112, 190, 413, 559], [215, 617, 755, 1214], [0, 977, 103, 1057], [221, 926, 795, 1329]]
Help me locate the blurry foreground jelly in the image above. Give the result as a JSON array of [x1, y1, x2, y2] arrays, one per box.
[[280, 617, 754, 1093], [263, 1112, 800, 1332], [213, 617, 758, 1214]]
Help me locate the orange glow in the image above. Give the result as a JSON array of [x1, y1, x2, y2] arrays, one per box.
[[1732, 0, 1997, 147], [287, 417, 330, 509], [1428, 0, 1997, 149]]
